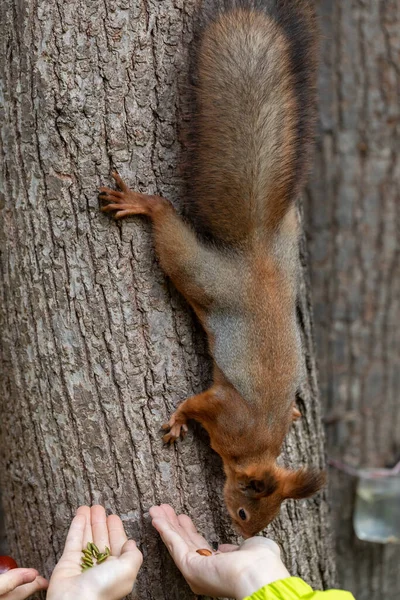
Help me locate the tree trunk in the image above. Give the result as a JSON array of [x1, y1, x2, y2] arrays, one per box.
[[307, 1, 400, 599], [0, 0, 334, 598]]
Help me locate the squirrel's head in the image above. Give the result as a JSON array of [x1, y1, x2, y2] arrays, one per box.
[[224, 463, 325, 537]]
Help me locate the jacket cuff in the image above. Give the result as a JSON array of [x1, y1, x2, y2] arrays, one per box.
[[244, 577, 313, 599]]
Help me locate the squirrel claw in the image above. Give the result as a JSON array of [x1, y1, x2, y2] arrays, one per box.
[[111, 171, 129, 191], [162, 417, 188, 444], [292, 406, 301, 421]]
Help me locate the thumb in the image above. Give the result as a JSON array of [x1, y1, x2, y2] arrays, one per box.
[[0, 568, 39, 594], [240, 537, 282, 556], [119, 540, 143, 574]]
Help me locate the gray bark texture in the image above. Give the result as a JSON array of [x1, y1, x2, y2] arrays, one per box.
[[0, 0, 335, 599], [307, 1, 400, 599]]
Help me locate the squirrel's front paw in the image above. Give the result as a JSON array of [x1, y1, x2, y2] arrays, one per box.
[[162, 414, 188, 444], [99, 172, 157, 220]]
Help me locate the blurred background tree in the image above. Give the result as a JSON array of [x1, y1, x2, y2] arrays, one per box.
[[307, 1, 400, 599]]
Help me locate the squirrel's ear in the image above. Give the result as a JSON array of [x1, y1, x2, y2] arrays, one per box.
[[279, 468, 326, 500], [239, 471, 278, 498]]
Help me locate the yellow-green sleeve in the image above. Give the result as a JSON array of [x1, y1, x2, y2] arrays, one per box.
[[244, 577, 355, 600]]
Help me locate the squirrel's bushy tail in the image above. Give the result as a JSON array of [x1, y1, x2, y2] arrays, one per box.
[[185, 0, 317, 246]]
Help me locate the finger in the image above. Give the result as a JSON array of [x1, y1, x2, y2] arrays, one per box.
[[158, 504, 181, 529], [0, 569, 38, 595], [62, 514, 86, 554], [177, 515, 211, 551], [76, 505, 92, 547], [107, 514, 128, 556], [151, 517, 188, 566], [91, 506, 109, 553], [218, 544, 240, 553], [176, 514, 197, 534], [0, 575, 48, 600], [150, 504, 176, 519], [112, 172, 129, 191], [151, 505, 186, 539]]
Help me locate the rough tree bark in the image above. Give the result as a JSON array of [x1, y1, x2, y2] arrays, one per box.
[[307, 1, 400, 599], [0, 0, 334, 599]]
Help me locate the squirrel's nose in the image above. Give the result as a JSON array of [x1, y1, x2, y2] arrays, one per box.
[[233, 522, 253, 539]]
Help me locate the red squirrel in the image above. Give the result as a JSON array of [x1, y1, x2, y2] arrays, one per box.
[[99, 0, 325, 537]]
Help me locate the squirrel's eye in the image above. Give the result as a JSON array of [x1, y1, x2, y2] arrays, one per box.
[[238, 508, 247, 521]]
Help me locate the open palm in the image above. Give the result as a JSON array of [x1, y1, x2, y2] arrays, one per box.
[[149, 504, 290, 599], [47, 506, 142, 600]]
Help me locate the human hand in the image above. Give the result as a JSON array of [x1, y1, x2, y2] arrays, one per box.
[[150, 504, 290, 599], [47, 506, 143, 600], [0, 568, 48, 600]]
